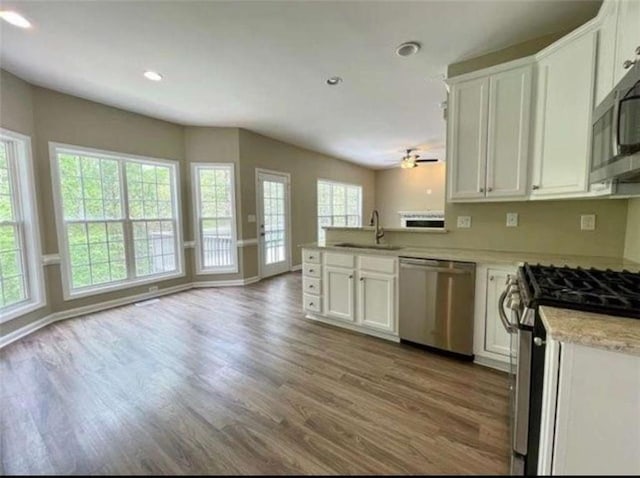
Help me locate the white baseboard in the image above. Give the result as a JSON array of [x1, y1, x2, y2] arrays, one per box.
[[474, 354, 510, 372], [1, 275, 266, 349], [305, 313, 401, 343], [290, 264, 302, 272]]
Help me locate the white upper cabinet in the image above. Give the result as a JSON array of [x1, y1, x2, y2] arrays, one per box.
[[595, 0, 619, 106], [486, 66, 532, 198], [447, 76, 489, 200], [613, 0, 640, 83], [448, 63, 532, 202], [530, 29, 597, 198]]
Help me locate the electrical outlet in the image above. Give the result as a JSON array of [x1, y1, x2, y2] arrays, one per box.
[[581, 214, 596, 231], [457, 216, 472, 229], [506, 213, 519, 227], [149, 285, 159, 293]]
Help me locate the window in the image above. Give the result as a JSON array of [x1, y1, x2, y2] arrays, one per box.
[[0, 129, 44, 322], [317, 180, 362, 242], [192, 163, 238, 273], [51, 144, 182, 298]]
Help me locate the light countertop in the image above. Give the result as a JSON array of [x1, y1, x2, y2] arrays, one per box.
[[301, 242, 640, 271], [540, 306, 640, 357]]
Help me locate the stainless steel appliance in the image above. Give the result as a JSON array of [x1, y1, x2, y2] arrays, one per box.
[[591, 57, 640, 183], [399, 258, 475, 357], [500, 264, 640, 475], [398, 211, 445, 229]]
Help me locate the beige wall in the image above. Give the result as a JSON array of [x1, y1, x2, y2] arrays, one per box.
[[238, 129, 376, 267], [625, 198, 640, 263], [327, 199, 630, 258], [448, 30, 570, 78], [374, 163, 446, 227]]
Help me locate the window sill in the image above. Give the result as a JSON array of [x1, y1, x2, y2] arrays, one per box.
[[64, 270, 186, 301], [195, 266, 240, 275], [0, 299, 47, 324]]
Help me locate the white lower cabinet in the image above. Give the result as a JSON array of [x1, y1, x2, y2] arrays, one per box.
[[357, 271, 396, 334], [323, 265, 355, 323], [473, 264, 516, 370], [302, 249, 398, 341], [539, 340, 640, 475]]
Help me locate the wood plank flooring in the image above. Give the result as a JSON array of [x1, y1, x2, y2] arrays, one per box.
[[1, 272, 510, 475]]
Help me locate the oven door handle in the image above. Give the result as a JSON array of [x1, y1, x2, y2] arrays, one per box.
[[498, 290, 517, 334]]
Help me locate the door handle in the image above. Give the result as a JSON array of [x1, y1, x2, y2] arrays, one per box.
[[498, 290, 517, 334]]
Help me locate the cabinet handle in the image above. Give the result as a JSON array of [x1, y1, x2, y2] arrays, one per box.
[[489, 275, 494, 281], [623, 59, 637, 69], [309, 302, 314, 306], [309, 284, 314, 288], [479, 187, 485, 193], [532, 185, 540, 190], [349, 275, 353, 279], [309, 268, 314, 272], [487, 187, 493, 192], [360, 277, 364, 281]]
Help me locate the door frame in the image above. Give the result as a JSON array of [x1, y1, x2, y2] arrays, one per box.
[[255, 168, 292, 279]]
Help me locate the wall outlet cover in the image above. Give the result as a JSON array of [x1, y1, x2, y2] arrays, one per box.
[[457, 216, 472, 229], [506, 212, 519, 227], [248, 214, 256, 223], [148, 285, 159, 292], [580, 214, 596, 231]]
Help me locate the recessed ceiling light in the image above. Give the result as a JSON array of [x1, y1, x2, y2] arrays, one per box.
[[396, 41, 421, 57], [326, 76, 343, 86], [143, 71, 163, 81], [0, 11, 32, 29]]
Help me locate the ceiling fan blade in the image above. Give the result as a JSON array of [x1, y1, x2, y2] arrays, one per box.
[[415, 158, 439, 163]]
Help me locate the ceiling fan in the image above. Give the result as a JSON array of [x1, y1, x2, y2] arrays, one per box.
[[395, 148, 440, 169]]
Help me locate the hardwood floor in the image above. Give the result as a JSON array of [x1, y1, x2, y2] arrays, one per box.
[[1, 272, 510, 475]]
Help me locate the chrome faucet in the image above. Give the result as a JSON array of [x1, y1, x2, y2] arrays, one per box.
[[369, 209, 384, 245]]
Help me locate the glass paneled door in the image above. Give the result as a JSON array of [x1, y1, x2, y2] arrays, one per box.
[[256, 170, 290, 278]]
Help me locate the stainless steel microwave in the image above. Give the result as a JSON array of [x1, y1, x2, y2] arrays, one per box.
[[591, 62, 640, 183]]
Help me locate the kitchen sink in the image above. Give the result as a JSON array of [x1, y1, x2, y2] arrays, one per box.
[[333, 242, 403, 251]]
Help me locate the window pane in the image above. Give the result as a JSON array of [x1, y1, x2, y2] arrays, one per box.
[[197, 166, 236, 271], [133, 220, 176, 276]]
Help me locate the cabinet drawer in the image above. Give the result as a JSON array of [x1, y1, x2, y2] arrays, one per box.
[[324, 252, 355, 268], [302, 249, 321, 264], [303, 294, 321, 313], [303, 277, 321, 295], [303, 263, 321, 278], [359, 255, 397, 274]]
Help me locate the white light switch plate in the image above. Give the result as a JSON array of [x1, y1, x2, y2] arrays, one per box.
[[506, 213, 519, 227], [248, 214, 256, 223], [457, 216, 472, 228], [581, 214, 596, 231]]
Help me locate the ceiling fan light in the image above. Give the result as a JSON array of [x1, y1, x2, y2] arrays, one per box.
[[400, 159, 416, 169]]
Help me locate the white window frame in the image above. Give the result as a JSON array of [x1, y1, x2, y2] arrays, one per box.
[[317, 179, 363, 242], [50, 142, 184, 300], [191, 162, 239, 275], [0, 128, 45, 323]]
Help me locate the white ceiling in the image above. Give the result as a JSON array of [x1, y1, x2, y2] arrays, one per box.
[[0, 0, 600, 168]]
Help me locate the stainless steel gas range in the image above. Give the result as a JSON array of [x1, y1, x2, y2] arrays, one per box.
[[499, 264, 640, 475]]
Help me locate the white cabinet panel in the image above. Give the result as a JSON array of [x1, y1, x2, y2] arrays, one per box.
[[357, 272, 396, 333], [323, 266, 355, 322], [302, 263, 321, 278], [486, 65, 532, 198], [484, 269, 512, 357], [324, 252, 355, 268], [614, 0, 640, 83], [448, 76, 489, 200], [303, 293, 321, 314], [531, 31, 596, 197], [302, 249, 321, 264], [358, 255, 396, 274], [595, 0, 619, 106], [303, 276, 321, 295]]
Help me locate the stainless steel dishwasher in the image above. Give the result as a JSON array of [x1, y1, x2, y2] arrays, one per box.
[[399, 258, 475, 357]]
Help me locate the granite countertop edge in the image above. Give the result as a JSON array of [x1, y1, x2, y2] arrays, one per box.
[[539, 306, 640, 357]]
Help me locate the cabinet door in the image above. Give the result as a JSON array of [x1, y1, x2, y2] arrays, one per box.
[[448, 76, 489, 200], [486, 65, 532, 199], [531, 31, 596, 197], [357, 271, 396, 333], [595, 0, 619, 106], [323, 266, 355, 322], [614, 0, 640, 84], [484, 269, 512, 357]]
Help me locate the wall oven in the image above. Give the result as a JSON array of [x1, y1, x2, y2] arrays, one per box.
[[591, 60, 640, 183]]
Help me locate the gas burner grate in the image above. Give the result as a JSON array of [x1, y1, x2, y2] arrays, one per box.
[[522, 264, 640, 319]]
